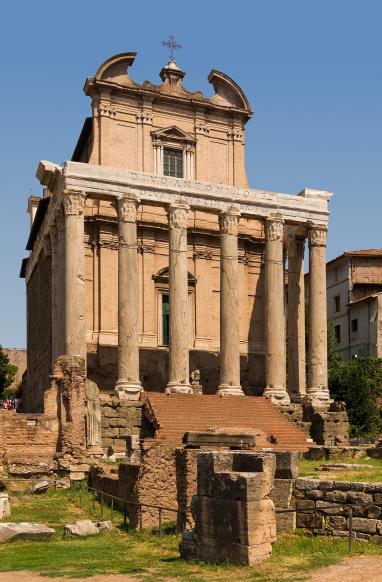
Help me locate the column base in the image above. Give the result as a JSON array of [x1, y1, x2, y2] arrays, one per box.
[[289, 392, 305, 404], [217, 385, 244, 396], [114, 380, 142, 401], [304, 389, 332, 407], [263, 386, 290, 406], [166, 382, 193, 394]]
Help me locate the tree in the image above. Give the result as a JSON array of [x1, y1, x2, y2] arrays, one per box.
[[329, 357, 382, 437], [0, 346, 17, 399]]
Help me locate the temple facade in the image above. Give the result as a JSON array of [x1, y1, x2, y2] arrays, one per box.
[[21, 52, 332, 413]]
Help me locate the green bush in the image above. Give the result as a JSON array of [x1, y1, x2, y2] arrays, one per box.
[[329, 357, 382, 437]]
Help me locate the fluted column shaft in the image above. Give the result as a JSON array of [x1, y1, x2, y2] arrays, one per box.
[[264, 217, 290, 405], [166, 202, 192, 393], [217, 208, 244, 396], [287, 236, 306, 401], [308, 226, 330, 404], [63, 191, 86, 357], [115, 196, 142, 400]]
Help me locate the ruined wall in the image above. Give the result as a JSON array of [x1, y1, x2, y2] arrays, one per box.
[[25, 250, 52, 412], [294, 478, 382, 540], [0, 410, 57, 476], [100, 395, 143, 450], [90, 442, 178, 528], [88, 348, 264, 396]]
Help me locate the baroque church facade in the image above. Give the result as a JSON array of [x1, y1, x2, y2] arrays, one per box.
[[21, 51, 332, 413]]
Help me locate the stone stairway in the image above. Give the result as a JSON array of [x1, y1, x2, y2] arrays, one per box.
[[143, 393, 310, 452]]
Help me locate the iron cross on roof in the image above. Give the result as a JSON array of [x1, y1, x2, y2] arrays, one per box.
[[162, 35, 182, 62]]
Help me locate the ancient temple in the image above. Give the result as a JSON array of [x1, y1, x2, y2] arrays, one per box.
[[20, 51, 337, 450]]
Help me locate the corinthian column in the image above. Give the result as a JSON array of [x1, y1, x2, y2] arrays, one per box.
[[63, 191, 86, 357], [166, 202, 192, 394], [287, 236, 306, 401], [217, 208, 244, 396], [307, 225, 330, 404], [115, 196, 142, 400], [50, 222, 59, 366], [263, 216, 290, 405]]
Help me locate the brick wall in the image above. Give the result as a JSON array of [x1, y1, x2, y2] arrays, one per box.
[[24, 252, 52, 412], [294, 478, 382, 540]]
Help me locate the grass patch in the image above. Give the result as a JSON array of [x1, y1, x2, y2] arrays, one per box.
[[299, 456, 382, 482], [1, 487, 382, 580]]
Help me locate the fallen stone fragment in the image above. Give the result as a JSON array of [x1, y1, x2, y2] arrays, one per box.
[[0, 522, 55, 543], [96, 520, 112, 530], [55, 479, 70, 490], [0, 494, 11, 519], [64, 519, 99, 537], [31, 480, 49, 494]]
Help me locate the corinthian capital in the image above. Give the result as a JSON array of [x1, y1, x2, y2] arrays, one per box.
[[309, 226, 327, 247], [168, 203, 189, 230], [63, 191, 86, 216], [265, 217, 284, 242], [118, 196, 140, 223], [219, 208, 240, 236]]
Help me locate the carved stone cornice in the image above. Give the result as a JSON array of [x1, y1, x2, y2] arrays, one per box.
[[136, 112, 153, 125], [168, 203, 189, 230], [238, 254, 249, 264], [193, 250, 213, 260], [63, 192, 86, 216], [99, 239, 119, 251], [265, 217, 284, 242], [309, 226, 327, 247], [227, 128, 243, 141], [219, 208, 240, 236], [117, 196, 140, 223], [195, 121, 209, 135], [98, 105, 116, 118], [137, 244, 155, 254]]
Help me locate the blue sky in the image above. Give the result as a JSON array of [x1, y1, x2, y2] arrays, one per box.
[[0, 0, 381, 348]]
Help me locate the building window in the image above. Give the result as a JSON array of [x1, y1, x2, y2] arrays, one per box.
[[351, 318, 358, 333], [163, 148, 183, 178], [334, 325, 341, 344], [334, 295, 341, 313], [162, 294, 170, 346]]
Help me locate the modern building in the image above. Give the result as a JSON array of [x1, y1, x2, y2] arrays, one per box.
[[326, 250, 382, 359]]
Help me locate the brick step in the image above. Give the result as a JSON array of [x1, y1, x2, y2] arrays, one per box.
[[142, 393, 310, 452]]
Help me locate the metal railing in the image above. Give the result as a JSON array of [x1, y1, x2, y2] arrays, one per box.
[[69, 481, 376, 552], [70, 480, 189, 537]]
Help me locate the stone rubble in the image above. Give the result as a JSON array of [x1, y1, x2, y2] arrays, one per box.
[[0, 522, 55, 543]]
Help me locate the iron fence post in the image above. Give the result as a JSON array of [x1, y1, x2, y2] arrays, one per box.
[[111, 498, 114, 523], [100, 493, 104, 519], [79, 481, 82, 507], [124, 501, 127, 527], [139, 505, 143, 531]]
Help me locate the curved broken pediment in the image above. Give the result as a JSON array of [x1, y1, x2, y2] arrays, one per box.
[[93, 52, 137, 87], [208, 70, 251, 111]]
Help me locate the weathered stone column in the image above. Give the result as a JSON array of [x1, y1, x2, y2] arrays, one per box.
[[287, 236, 306, 401], [166, 202, 192, 393], [217, 208, 244, 396], [263, 217, 290, 405], [63, 191, 86, 358], [307, 225, 330, 404], [115, 196, 143, 400]]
